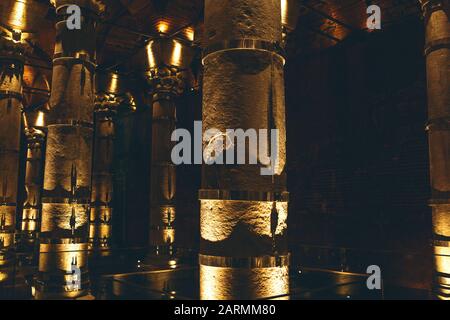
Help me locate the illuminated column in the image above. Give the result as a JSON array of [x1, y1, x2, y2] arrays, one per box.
[[89, 72, 128, 252], [19, 112, 46, 250], [0, 29, 24, 266], [144, 38, 193, 259], [148, 67, 182, 258], [420, 0, 450, 300], [36, 0, 104, 299], [199, 0, 289, 300]]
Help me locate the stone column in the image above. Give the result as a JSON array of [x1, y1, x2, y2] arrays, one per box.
[[141, 37, 194, 261], [89, 72, 128, 253], [19, 121, 46, 251], [36, 0, 104, 299], [148, 66, 183, 258], [420, 0, 450, 300], [0, 31, 25, 266], [199, 0, 289, 300]]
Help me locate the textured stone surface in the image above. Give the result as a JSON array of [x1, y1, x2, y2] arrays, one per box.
[[423, 2, 450, 299], [201, 200, 287, 243], [37, 0, 98, 297], [0, 40, 24, 251], [43, 125, 93, 193], [200, 0, 288, 299], [204, 0, 281, 44], [200, 264, 289, 300]]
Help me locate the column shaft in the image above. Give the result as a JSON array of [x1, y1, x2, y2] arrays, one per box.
[[149, 96, 177, 256], [421, 0, 450, 300], [89, 97, 116, 251], [90, 73, 133, 252], [20, 127, 46, 249], [0, 35, 24, 265], [36, 0, 103, 299], [200, 0, 289, 300]]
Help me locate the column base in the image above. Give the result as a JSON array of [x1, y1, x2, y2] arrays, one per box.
[[199, 254, 290, 300], [35, 239, 90, 300]]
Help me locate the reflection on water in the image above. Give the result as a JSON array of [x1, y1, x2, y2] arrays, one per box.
[[200, 265, 289, 300], [0, 246, 435, 300]]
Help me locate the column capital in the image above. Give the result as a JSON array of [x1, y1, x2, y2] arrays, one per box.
[[145, 66, 185, 100], [419, 0, 450, 18], [0, 34, 26, 61], [95, 92, 135, 115]]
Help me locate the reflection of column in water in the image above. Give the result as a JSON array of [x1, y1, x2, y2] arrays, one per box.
[[199, 0, 290, 300]]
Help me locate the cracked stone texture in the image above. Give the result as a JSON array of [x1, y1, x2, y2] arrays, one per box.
[[203, 50, 287, 191], [205, 0, 281, 44], [49, 64, 95, 124], [43, 125, 93, 193], [41, 203, 89, 237], [200, 200, 288, 257]]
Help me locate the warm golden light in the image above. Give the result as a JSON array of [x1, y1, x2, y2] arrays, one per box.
[[9, 0, 27, 31], [108, 73, 119, 94], [185, 27, 195, 42], [200, 265, 289, 300], [35, 111, 45, 127], [200, 200, 288, 242], [23, 112, 29, 128], [0, 272, 8, 283], [281, 0, 288, 26], [147, 41, 156, 68], [170, 40, 183, 67], [157, 20, 169, 34], [168, 259, 177, 269]]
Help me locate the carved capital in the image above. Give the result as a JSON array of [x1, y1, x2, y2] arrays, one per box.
[[25, 127, 46, 147], [145, 67, 185, 100], [95, 92, 136, 115], [0, 35, 26, 62]]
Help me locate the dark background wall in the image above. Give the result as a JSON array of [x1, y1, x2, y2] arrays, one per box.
[[286, 18, 431, 291]]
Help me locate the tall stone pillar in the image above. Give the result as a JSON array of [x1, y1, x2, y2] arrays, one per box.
[[19, 113, 46, 252], [420, 0, 450, 300], [199, 0, 289, 300], [89, 72, 127, 253], [0, 30, 25, 266], [148, 67, 181, 258], [35, 0, 104, 299], [142, 38, 193, 261]]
